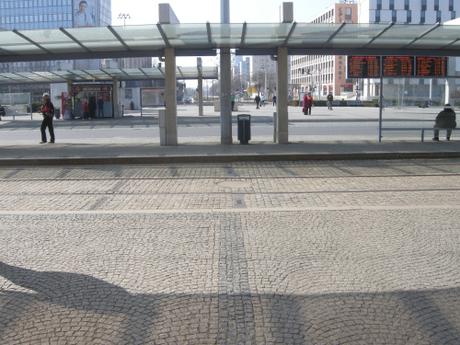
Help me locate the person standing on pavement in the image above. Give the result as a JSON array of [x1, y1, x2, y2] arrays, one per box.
[[231, 93, 235, 112], [303, 92, 313, 115], [255, 94, 261, 109], [272, 95, 277, 106], [40, 93, 55, 144], [327, 92, 334, 110], [433, 104, 456, 141]]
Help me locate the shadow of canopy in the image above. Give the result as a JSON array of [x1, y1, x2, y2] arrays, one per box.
[[1, 261, 460, 344]]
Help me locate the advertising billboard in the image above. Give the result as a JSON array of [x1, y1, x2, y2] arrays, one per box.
[[73, 0, 99, 27]]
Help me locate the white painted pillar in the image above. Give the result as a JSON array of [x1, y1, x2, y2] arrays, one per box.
[[277, 47, 289, 144], [445, 79, 450, 105], [220, 0, 232, 144], [164, 47, 178, 146]]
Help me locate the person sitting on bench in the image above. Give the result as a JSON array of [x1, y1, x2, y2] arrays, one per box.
[[433, 104, 456, 141]]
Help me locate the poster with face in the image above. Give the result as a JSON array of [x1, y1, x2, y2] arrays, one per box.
[[73, 0, 98, 27]]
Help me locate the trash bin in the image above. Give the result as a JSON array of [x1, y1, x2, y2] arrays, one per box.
[[237, 114, 251, 144]]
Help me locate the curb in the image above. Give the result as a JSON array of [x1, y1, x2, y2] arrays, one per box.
[[1, 151, 460, 166]]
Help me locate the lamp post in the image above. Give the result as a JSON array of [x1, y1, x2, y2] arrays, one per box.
[[118, 13, 131, 26]]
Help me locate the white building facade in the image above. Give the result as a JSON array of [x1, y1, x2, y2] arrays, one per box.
[[358, 0, 460, 103]]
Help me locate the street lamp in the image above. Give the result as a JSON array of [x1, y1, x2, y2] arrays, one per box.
[[118, 13, 131, 26]]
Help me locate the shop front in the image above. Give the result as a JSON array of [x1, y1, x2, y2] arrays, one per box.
[[69, 84, 114, 119]]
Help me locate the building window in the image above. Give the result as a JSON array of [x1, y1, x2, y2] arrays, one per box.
[[437, 11, 442, 22], [420, 11, 425, 23], [407, 10, 412, 23], [452, 11, 456, 19], [404, 0, 409, 10], [392, 10, 397, 22], [434, 0, 439, 11], [449, 0, 454, 11], [376, 0, 382, 10], [389, 0, 394, 10], [375, 10, 380, 23], [421, 0, 427, 11]]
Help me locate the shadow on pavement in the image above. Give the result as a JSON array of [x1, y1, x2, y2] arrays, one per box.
[[1, 261, 460, 344]]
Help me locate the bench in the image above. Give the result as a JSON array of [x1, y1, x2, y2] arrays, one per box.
[[381, 127, 458, 142]]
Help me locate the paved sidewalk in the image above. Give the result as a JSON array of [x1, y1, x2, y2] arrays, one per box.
[[1, 140, 459, 166]]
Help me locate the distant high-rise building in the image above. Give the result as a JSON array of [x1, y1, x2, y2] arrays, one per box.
[[233, 56, 251, 92], [252, 56, 277, 97]]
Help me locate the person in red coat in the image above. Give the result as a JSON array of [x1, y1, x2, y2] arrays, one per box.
[[303, 92, 313, 115]]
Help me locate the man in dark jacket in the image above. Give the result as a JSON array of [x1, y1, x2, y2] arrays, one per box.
[[40, 93, 55, 144], [327, 92, 334, 110], [433, 104, 456, 141]]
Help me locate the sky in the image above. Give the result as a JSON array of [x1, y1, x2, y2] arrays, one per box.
[[112, 0, 337, 25]]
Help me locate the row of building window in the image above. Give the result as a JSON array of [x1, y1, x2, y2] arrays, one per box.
[[375, 0, 455, 11], [374, 9, 456, 23], [0, 0, 71, 9], [0, 13, 72, 25]]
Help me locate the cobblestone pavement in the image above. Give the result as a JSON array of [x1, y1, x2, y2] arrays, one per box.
[[1, 159, 460, 345]]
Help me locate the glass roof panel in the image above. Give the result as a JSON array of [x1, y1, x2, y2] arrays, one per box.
[[210, 24, 244, 46], [330, 23, 390, 47], [161, 24, 210, 47], [63, 27, 122, 49], [371, 24, 429, 47], [14, 29, 77, 53], [140, 68, 163, 78], [123, 68, 145, 76], [288, 23, 340, 46], [112, 25, 165, 50], [244, 23, 291, 46], [410, 25, 460, 48]]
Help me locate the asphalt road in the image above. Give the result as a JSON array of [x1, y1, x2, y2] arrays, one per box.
[[0, 105, 446, 144]]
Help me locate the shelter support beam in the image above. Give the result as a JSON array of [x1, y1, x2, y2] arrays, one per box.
[[276, 47, 289, 144], [163, 47, 178, 146]]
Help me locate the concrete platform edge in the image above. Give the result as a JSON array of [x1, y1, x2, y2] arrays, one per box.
[[1, 151, 460, 166]]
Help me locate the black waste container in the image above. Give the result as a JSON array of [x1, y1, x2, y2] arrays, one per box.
[[237, 114, 251, 144]]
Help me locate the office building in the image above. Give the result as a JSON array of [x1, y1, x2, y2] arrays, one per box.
[[290, 1, 358, 100]]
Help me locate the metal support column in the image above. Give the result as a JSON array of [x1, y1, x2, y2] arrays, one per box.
[[164, 47, 178, 146], [112, 78, 121, 118], [277, 47, 289, 144]]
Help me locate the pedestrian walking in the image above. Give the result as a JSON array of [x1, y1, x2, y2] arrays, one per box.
[[40, 93, 55, 144], [303, 92, 313, 115], [327, 92, 334, 110], [433, 104, 456, 141], [231, 93, 235, 112], [272, 95, 277, 106], [260, 94, 265, 107], [255, 94, 261, 109]]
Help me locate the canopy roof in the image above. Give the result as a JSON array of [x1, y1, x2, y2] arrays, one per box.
[[0, 22, 460, 62], [0, 66, 218, 85]]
